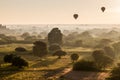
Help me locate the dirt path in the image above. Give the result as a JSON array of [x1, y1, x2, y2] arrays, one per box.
[[48, 67, 110, 80]]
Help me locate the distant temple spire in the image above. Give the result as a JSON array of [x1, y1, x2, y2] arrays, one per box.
[[0, 24, 6, 29]]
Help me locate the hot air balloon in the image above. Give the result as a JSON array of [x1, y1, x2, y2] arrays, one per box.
[[101, 7, 106, 12], [73, 14, 78, 19]]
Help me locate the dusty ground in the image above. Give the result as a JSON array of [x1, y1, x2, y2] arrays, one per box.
[[64, 70, 109, 80], [48, 66, 109, 80]]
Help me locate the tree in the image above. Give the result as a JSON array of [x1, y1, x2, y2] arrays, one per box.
[[4, 54, 28, 68], [95, 39, 112, 48], [70, 53, 79, 63], [73, 60, 98, 71], [4, 54, 16, 63], [48, 43, 61, 54], [12, 56, 28, 68], [112, 42, 120, 55], [48, 28, 63, 45], [74, 40, 83, 47], [15, 47, 27, 52], [24, 36, 37, 41], [104, 46, 115, 58], [33, 41, 48, 57], [53, 50, 67, 59], [92, 50, 114, 70], [21, 32, 30, 38]]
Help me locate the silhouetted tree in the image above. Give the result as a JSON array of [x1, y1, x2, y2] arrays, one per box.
[[4, 54, 16, 63], [33, 41, 48, 57], [12, 56, 28, 68], [15, 47, 27, 52], [71, 53, 79, 63], [73, 60, 98, 71], [48, 28, 63, 45], [53, 50, 67, 59]]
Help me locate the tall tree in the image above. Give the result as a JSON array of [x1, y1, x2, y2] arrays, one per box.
[[48, 28, 62, 45], [33, 41, 48, 57]]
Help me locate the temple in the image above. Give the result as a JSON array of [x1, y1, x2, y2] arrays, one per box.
[[0, 24, 6, 29]]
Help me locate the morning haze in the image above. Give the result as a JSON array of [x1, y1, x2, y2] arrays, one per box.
[[0, 0, 120, 24], [0, 0, 120, 80]]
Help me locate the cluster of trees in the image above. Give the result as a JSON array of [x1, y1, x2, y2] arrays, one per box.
[[32, 40, 67, 59], [21, 32, 42, 42], [94, 39, 120, 60], [92, 50, 114, 70], [4, 54, 28, 68], [32, 28, 67, 59], [73, 49, 114, 71], [62, 28, 120, 49], [105, 42, 120, 80], [0, 32, 44, 45], [63, 31, 94, 47], [73, 60, 99, 71], [0, 34, 16, 44], [22, 28, 120, 79], [1, 27, 120, 73]]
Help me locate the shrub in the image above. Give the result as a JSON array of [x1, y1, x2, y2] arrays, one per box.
[[12, 56, 28, 68], [106, 64, 120, 80], [53, 50, 67, 59], [15, 47, 27, 52], [4, 54, 16, 63], [70, 53, 79, 63], [73, 60, 98, 71]]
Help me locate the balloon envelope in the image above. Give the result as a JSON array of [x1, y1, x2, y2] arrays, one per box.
[[73, 14, 78, 19], [101, 7, 105, 12]]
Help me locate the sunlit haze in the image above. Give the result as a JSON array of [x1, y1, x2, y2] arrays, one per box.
[[0, 0, 120, 24]]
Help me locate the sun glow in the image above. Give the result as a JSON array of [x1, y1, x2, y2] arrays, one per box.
[[112, 0, 120, 13]]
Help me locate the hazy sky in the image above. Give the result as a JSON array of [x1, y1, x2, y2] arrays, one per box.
[[0, 0, 120, 24]]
